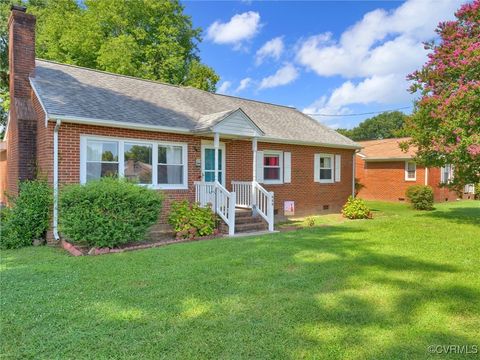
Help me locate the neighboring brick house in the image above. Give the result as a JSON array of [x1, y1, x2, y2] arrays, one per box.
[[0, 7, 361, 239], [355, 138, 462, 202]]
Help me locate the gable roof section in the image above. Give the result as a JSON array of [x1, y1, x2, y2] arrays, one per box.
[[358, 138, 416, 160], [30, 60, 360, 149], [195, 108, 264, 137]]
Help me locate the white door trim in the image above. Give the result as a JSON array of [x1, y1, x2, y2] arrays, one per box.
[[201, 142, 226, 186]]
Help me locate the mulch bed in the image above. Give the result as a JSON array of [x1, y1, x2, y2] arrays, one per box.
[[61, 233, 224, 257]]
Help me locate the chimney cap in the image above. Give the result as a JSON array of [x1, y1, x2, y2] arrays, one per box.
[[11, 4, 27, 12]]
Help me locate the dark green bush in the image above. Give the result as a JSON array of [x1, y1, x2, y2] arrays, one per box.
[[0, 179, 52, 249], [341, 196, 372, 219], [59, 178, 163, 248], [406, 185, 434, 210], [168, 200, 217, 240]]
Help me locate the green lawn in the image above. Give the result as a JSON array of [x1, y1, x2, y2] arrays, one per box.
[[1, 201, 479, 359]]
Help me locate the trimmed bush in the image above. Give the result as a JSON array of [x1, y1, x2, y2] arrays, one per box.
[[406, 185, 434, 210], [341, 196, 372, 219], [0, 179, 52, 249], [168, 200, 217, 240], [59, 178, 163, 248]]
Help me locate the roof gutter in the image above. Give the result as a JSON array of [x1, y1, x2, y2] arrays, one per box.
[[364, 157, 413, 162], [48, 115, 192, 134], [45, 115, 361, 149], [53, 119, 61, 241]]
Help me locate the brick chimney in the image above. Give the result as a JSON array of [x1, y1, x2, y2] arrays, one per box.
[[6, 5, 38, 195]]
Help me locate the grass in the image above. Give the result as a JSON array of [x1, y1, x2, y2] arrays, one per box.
[[1, 201, 479, 359]]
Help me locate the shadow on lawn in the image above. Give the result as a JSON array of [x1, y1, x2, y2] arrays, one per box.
[[2, 223, 479, 359], [416, 205, 480, 226]]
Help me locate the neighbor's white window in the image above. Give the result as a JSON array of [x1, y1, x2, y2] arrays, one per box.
[[314, 153, 334, 183], [81, 136, 187, 189], [86, 140, 119, 181], [405, 161, 416, 181], [441, 164, 454, 184], [158, 145, 184, 186]]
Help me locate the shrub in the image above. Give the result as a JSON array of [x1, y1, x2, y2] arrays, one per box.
[[0, 179, 52, 249], [341, 196, 372, 219], [304, 216, 316, 227], [168, 200, 217, 240], [406, 185, 434, 210], [59, 178, 163, 248]]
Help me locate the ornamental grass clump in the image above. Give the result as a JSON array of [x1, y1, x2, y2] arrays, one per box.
[[341, 196, 372, 219], [59, 178, 163, 248], [406, 185, 434, 210], [168, 200, 217, 240]]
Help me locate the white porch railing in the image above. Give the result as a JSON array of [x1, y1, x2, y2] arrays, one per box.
[[232, 181, 274, 232], [194, 181, 236, 236]]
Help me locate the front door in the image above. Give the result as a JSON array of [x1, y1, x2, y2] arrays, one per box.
[[201, 145, 225, 186]]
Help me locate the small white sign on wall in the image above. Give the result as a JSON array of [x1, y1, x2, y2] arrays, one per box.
[[284, 201, 295, 216]]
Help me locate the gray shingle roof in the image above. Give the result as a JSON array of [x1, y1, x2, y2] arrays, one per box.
[[30, 60, 360, 148]]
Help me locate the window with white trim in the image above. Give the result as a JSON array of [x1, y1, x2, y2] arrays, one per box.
[[319, 154, 334, 182], [263, 151, 283, 183], [158, 145, 184, 185], [124, 142, 153, 184], [441, 164, 453, 184], [405, 161, 416, 181], [86, 140, 119, 181], [81, 136, 187, 189]]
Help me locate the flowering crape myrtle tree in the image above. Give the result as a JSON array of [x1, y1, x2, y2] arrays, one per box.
[[406, 0, 480, 191]]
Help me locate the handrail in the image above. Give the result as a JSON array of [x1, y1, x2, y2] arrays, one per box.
[[231, 180, 274, 232], [195, 181, 236, 236]]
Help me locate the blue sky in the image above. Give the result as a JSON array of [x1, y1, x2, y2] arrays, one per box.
[[183, 0, 462, 129]]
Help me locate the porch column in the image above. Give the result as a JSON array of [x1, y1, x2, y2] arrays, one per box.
[[251, 137, 258, 211], [252, 137, 258, 182], [214, 132, 219, 183]]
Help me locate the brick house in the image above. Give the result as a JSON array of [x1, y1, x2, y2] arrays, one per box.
[[0, 6, 361, 239], [355, 138, 467, 202]]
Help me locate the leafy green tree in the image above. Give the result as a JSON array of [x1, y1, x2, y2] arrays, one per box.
[[0, 0, 219, 137], [405, 0, 480, 190], [337, 111, 409, 141]]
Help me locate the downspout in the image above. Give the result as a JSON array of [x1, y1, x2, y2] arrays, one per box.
[[352, 150, 358, 198], [53, 119, 61, 241]]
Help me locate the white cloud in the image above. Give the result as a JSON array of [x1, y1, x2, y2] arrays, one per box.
[[255, 37, 284, 65], [235, 77, 252, 93], [300, 0, 461, 120], [207, 12, 261, 48], [217, 81, 232, 94], [259, 64, 299, 89], [296, 0, 460, 78], [303, 74, 412, 121]]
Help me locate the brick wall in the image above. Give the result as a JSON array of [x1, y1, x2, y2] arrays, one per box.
[[46, 122, 355, 222], [355, 156, 458, 202], [428, 167, 459, 202]]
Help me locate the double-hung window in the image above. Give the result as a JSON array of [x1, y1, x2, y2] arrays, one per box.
[[263, 151, 283, 184], [314, 153, 334, 183], [86, 140, 119, 181], [405, 161, 416, 181], [81, 136, 187, 189], [158, 145, 184, 186], [441, 164, 453, 184]]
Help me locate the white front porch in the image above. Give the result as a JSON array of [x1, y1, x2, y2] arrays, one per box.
[[193, 110, 274, 236]]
